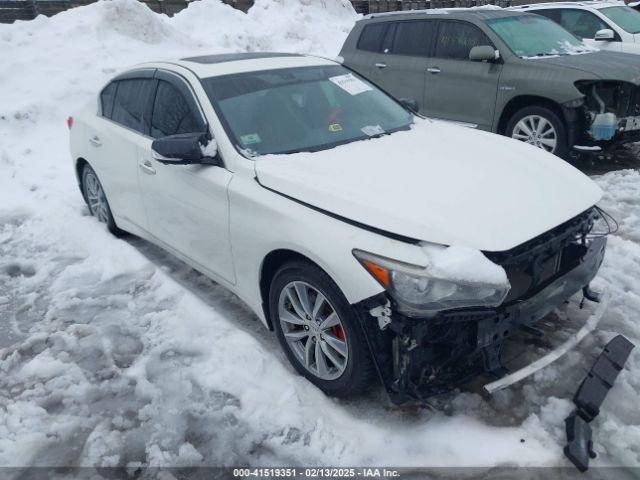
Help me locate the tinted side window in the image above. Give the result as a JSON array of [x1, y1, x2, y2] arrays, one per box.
[[357, 23, 387, 52], [392, 21, 435, 56], [435, 21, 493, 60], [534, 9, 562, 23], [151, 80, 203, 138], [111, 79, 154, 134], [100, 82, 117, 119], [558, 9, 609, 38]]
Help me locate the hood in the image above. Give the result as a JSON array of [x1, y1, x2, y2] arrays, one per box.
[[531, 51, 640, 84], [255, 120, 602, 252]]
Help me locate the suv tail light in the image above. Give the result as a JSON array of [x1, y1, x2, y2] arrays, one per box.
[[67, 116, 74, 129]]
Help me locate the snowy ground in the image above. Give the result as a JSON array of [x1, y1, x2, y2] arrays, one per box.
[[0, 0, 639, 472]]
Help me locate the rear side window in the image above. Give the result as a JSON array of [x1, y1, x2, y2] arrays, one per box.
[[357, 23, 388, 52], [392, 20, 435, 56], [151, 80, 204, 138], [435, 21, 493, 60], [100, 82, 117, 119], [111, 79, 154, 134]]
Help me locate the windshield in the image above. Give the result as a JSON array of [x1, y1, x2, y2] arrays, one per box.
[[202, 65, 413, 156], [487, 15, 594, 58], [600, 6, 640, 34]]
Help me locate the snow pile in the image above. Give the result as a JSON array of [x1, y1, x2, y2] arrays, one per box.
[[1, 0, 639, 471], [0, 0, 357, 127]]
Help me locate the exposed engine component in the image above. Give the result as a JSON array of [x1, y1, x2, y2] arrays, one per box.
[[574, 80, 640, 142]]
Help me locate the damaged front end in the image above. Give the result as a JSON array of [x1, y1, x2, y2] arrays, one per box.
[[570, 80, 640, 152], [354, 208, 609, 404]]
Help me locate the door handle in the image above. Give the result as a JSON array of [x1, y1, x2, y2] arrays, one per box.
[[374, 62, 387, 69], [139, 160, 156, 175], [427, 67, 441, 74], [89, 135, 102, 147]]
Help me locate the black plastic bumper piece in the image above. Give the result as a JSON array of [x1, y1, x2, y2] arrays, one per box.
[[565, 413, 596, 473], [564, 335, 635, 471]]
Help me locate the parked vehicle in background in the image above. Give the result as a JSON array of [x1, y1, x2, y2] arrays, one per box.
[[339, 9, 640, 158], [512, 1, 640, 55], [69, 53, 607, 403]]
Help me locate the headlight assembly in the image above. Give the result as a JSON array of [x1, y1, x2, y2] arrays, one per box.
[[353, 249, 510, 317]]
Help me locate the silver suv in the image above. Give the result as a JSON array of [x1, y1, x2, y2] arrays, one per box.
[[339, 9, 640, 158]]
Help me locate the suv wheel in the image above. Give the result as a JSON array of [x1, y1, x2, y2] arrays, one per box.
[[269, 261, 376, 397], [81, 164, 125, 237], [506, 106, 568, 159]]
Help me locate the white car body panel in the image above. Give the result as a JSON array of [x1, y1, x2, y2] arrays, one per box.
[[69, 55, 603, 329], [256, 120, 601, 252]]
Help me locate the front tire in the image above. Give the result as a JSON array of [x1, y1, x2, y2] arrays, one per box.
[[506, 106, 569, 159], [81, 164, 125, 237], [269, 261, 376, 397]]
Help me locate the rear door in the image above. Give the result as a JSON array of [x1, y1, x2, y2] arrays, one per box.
[[367, 20, 436, 111], [344, 21, 389, 80], [423, 20, 502, 130], [86, 72, 155, 231], [138, 70, 235, 283]]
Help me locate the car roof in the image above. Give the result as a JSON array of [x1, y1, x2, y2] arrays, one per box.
[[512, 0, 624, 10], [138, 52, 338, 79], [362, 7, 528, 21]]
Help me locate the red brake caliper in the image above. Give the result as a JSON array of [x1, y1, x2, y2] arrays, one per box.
[[331, 325, 346, 341]]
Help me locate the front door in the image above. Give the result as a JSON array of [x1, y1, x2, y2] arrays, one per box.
[[137, 71, 235, 284], [424, 20, 502, 131], [538, 9, 622, 52]]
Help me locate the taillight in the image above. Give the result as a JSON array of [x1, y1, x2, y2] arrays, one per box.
[[67, 116, 74, 129]]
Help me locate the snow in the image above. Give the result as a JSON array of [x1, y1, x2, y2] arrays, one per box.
[[0, 0, 639, 471], [200, 138, 218, 158], [420, 244, 508, 288]]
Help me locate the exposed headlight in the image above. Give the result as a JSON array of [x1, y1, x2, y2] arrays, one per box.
[[353, 249, 510, 317]]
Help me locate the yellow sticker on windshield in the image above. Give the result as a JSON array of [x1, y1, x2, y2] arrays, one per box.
[[328, 123, 342, 133]]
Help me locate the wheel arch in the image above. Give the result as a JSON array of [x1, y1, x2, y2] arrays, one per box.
[[75, 157, 89, 200], [259, 248, 333, 331], [497, 95, 568, 135]]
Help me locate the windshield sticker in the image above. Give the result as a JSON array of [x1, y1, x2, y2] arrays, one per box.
[[240, 133, 261, 145], [328, 123, 342, 133], [361, 125, 385, 137], [329, 73, 372, 96]]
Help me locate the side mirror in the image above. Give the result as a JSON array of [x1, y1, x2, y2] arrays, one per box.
[[398, 97, 419, 113], [595, 28, 615, 41], [151, 133, 219, 165], [469, 45, 499, 62]]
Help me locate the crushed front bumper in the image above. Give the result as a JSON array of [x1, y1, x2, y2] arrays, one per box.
[[355, 232, 608, 405]]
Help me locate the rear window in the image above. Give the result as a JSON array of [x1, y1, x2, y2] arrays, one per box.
[[392, 21, 435, 56], [357, 23, 387, 52], [111, 79, 154, 134], [100, 82, 117, 119]]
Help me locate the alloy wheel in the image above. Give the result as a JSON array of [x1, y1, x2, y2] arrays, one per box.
[[278, 281, 348, 381], [511, 114, 558, 153], [84, 171, 109, 223]]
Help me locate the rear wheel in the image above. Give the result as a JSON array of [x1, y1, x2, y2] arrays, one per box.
[[506, 106, 569, 159], [81, 164, 125, 237], [269, 261, 376, 397]]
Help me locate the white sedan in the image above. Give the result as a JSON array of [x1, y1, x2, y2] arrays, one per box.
[[69, 52, 605, 402]]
